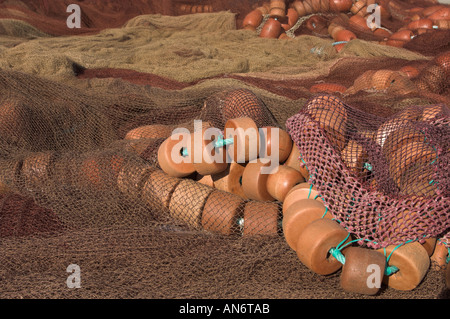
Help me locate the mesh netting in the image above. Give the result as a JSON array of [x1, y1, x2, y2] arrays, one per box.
[[286, 94, 449, 248], [0, 0, 449, 299]]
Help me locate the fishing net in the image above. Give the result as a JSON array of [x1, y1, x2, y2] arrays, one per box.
[[0, 0, 449, 299]]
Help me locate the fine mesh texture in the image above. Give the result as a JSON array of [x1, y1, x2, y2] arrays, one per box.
[[0, 0, 449, 299]]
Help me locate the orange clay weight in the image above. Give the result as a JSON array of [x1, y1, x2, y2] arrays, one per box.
[[328, 20, 346, 39], [242, 9, 264, 30], [296, 218, 351, 275], [117, 159, 156, 199], [157, 132, 195, 178], [340, 247, 386, 295], [117, 138, 154, 157], [284, 144, 310, 180], [430, 241, 449, 270], [242, 200, 280, 236], [21, 151, 57, 192], [282, 198, 331, 251], [311, 0, 323, 13], [202, 190, 244, 235], [421, 104, 446, 121], [375, 118, 409, 148], [398, 163, 437, 197], [305, 95, 348, 151], [256, 3, 271, 15], [388, 141, 437, 186], [319, 0, 330, 12], [0, 159, 22, 193], [281, 8, 299, 31], [341, 140, 368, 178], [211, 161, 247, 199], [224, 117, 259, 164], [376, 241, 430, 291], [260, 18, 283, 38], [266, 165, 304, 202], [141, 169, 182, 210], [269, 0, 287, 20], [421, 238, 437, 257], [169, 179, 214, 228], [282, 182, 322, 214], [195, 173, 215, 188], [124, 124, 173, 140], [335, 0, 354, 12], [333, 29, 357, 53], [350, 0, 366, 15], [382, 126, 425, 157], [386, 30, 414, 48], [189, 127, 228, 176], [292, 0, 306, 16], [241, 159, 274, 202], [259, 127, 293, 163]]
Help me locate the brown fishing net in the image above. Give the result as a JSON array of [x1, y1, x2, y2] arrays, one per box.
[[0, 0, 449, 300]]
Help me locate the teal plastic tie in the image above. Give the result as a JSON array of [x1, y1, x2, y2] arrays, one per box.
[[321, 206, 329, 219], [385, 265, 399, 276], [300, 156, 310, 174], [332, 41, 348, 46], [329, 247, 346, 265], [445, 244, 450, 264], [181, 134, 233, 157], [328, 233, 351, 265], [382, 240, 415, 276], [306, 183, 327, 217], [214, 135, 234, 149]]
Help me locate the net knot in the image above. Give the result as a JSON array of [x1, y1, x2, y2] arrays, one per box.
[[328, 233, 352, 265], [385, 265, 399, 276], [329, 247, 346, 265]]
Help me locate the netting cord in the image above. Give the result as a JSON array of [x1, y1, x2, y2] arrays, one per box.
[[307, 180, 329, 219]]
